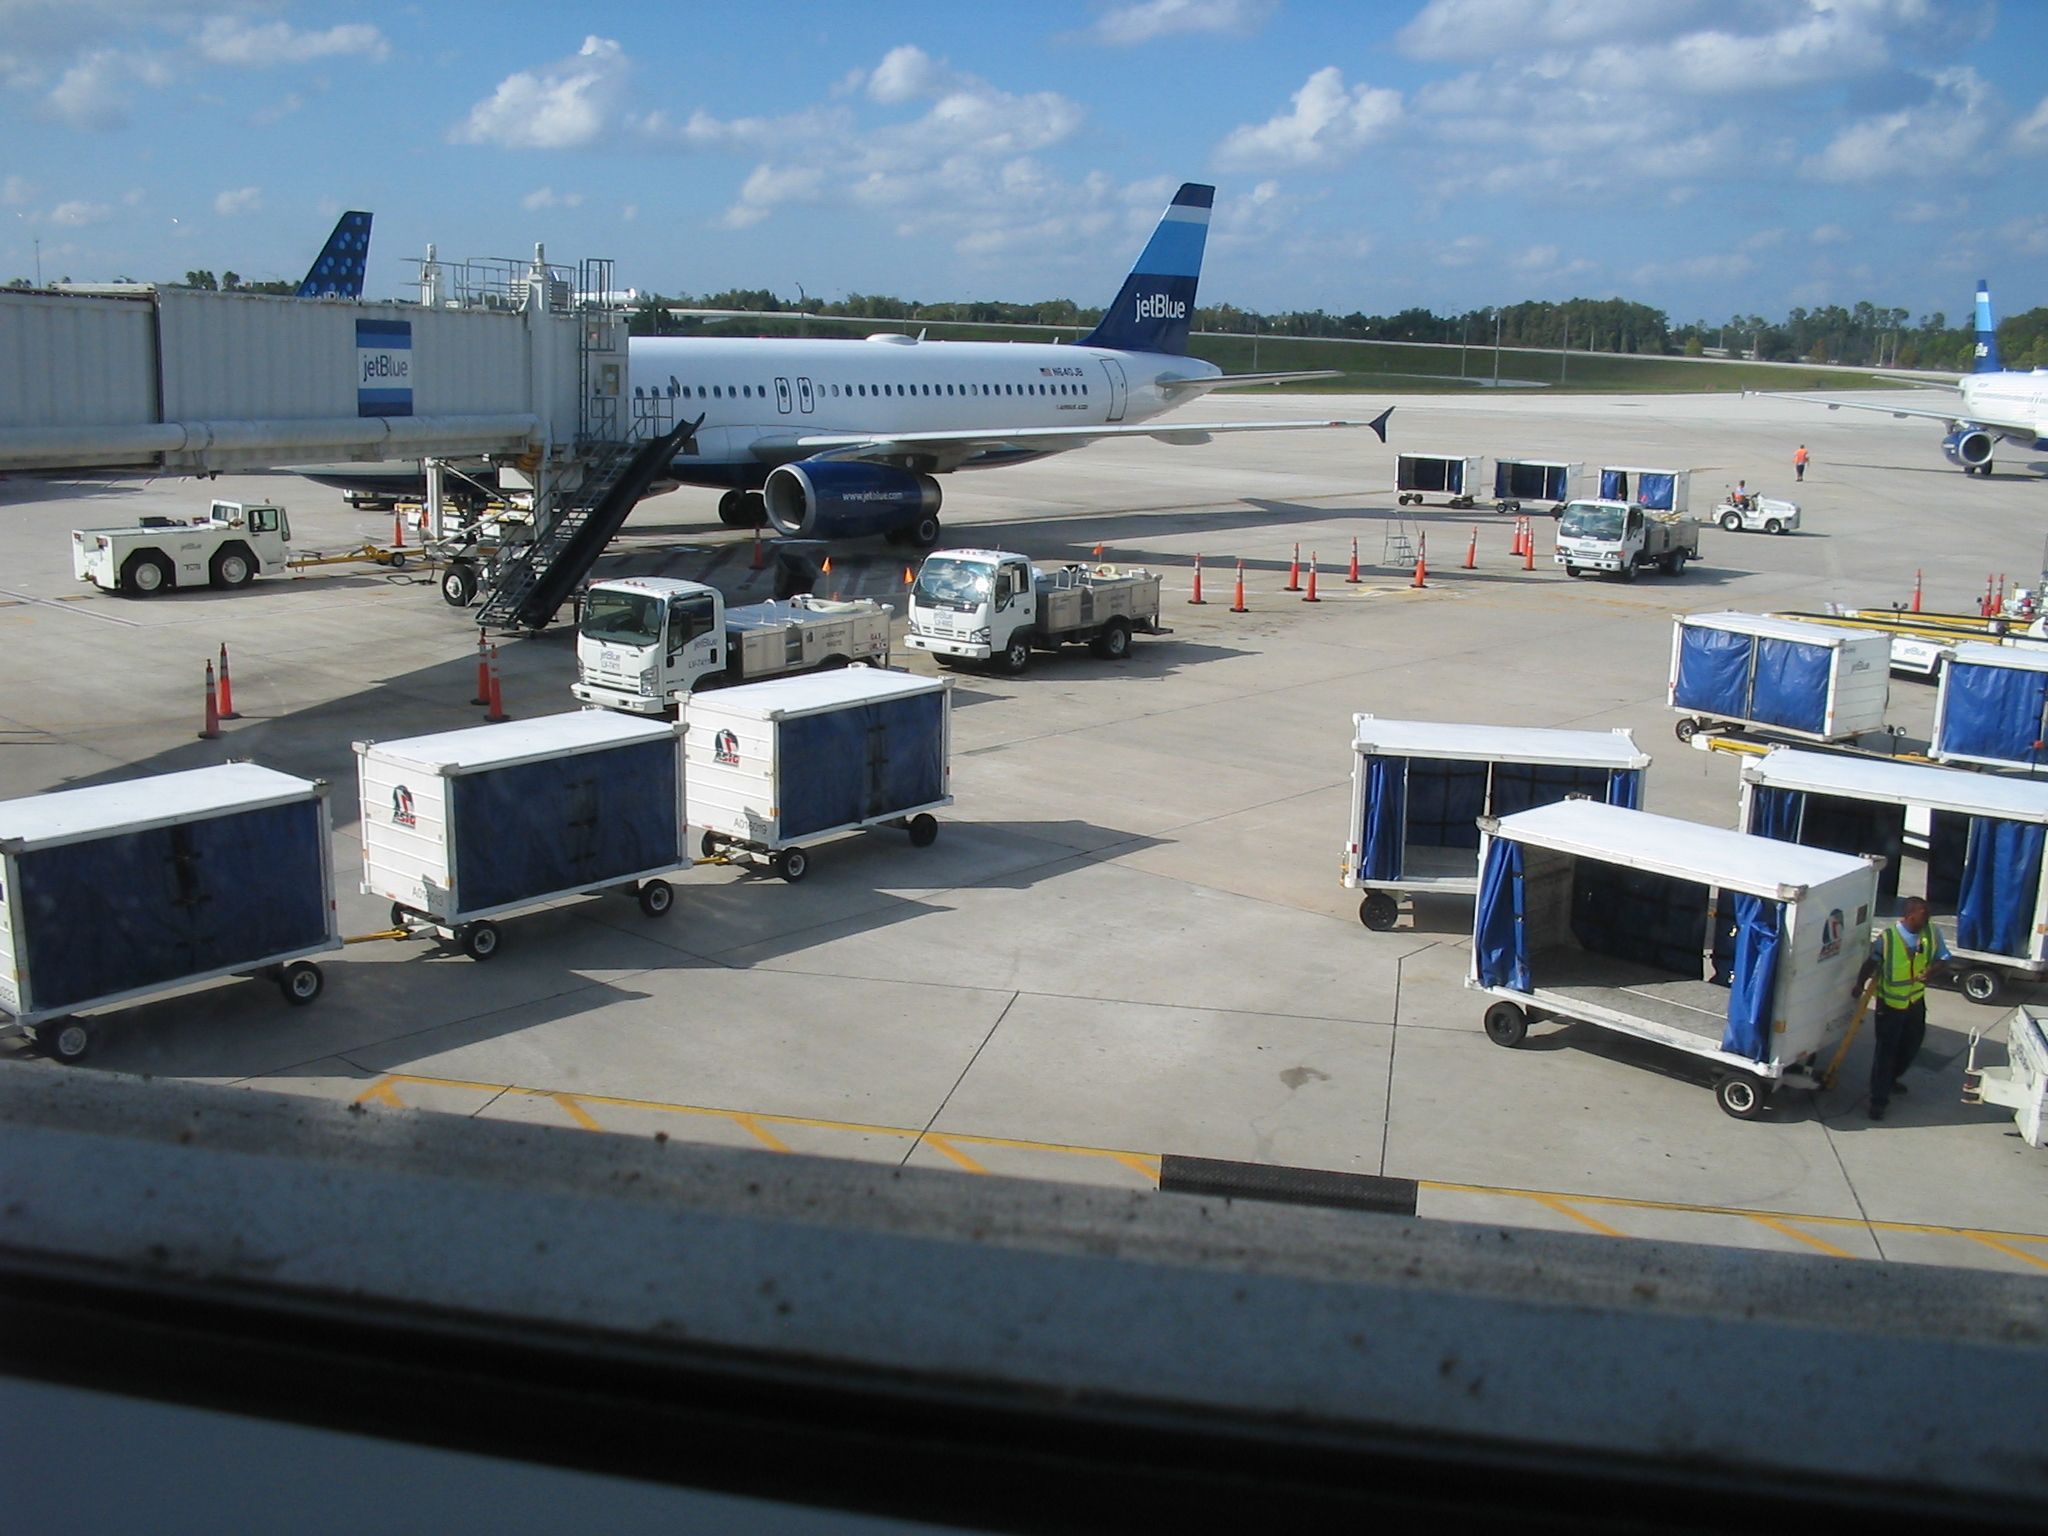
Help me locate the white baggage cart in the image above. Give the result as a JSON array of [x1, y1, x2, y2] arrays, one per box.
[[1965, 1006, 2048, 1147], [1470, 800, 1878, 1119], [1669, 612, 1891, 745], [1932, 641, 2048, 774], [1344, 716, 1649, 931]]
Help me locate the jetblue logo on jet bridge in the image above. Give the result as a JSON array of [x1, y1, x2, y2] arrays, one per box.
[[1134, 292, 1186, 321]]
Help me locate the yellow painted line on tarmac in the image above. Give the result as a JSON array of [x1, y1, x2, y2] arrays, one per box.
[[1525, 1193, 1628, 1238], [731, 1113, 791, 1153], [921, 1135, 989, 1174], [1745, 1214, 1857, 1260], [552, 1094, 602, 1131], [351, 1076, 406, 1108], [1961, 1232, 2048, 1273]]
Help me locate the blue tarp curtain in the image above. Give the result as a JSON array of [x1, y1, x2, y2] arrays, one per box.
[[1939, 661, 2048, 768], [1673, 627, 1755, 717], [1636, 473, 1677, 510], [1956, 815, 2046, 957], [1599, 468, 1627, 499], [15, 800, 329, 1013], [1475, 838, 1529, 990], [1398, 456, 1460, 494], [1494, 462, 1570, 500], [1720, 894, 1783, 1061], [452, 739, 679, 912], [1491, 762, 1613, 818], [1750, 638, 1830, 735], [1399, 758, 1482, 852], [1360, 755, 1407, 880], [1605, 768, 1643, 810], [1572, 863, 1709, 974], [780, 692, 947, 840], [1748, 784, 1804, 841]]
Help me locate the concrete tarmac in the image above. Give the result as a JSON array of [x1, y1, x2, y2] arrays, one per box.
[[4, 386, 2046, 1276]]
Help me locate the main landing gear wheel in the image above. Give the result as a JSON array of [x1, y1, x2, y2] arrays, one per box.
[[1359, 892, 1399, 931], [1483, 1002, 1528, 1048], [279, 961, 324, 1005], [459, 921, 501, 960], [1714, 1073, 1768, 1120], [637, 880, 674, 917], [773, 847, 810, 883], [907, 814, 938, 848], [1961, 967, 2003, 1005]]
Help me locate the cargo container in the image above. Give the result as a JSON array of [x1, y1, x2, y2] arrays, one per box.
[[0, 763, 339, 1062], [1394, 451, 1483, 508], [1740, 747, 2048, 1004], [1669, 612, 1892, 745], [1344, 716, 1649, 930], [357, 711, 688, 958], [1965, 1006, 2048, 1146], [1470, 799, 1877, 1119], [1491, 458, 1582, 514], [688, 668, 951, 882], [1596, 465, 1691, 515], [1932, 641, 2048, 774]]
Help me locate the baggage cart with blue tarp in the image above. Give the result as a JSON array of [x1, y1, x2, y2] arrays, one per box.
[[1597, 465, 1691, 516], [1491, 458, 1582, 515], [0, 763, 340, 1063], [1469, 799, 1877, 1119], [1668, 612, 1891, 746], [1740, 746, 2048, 1005], [357, 711, 688, 959], [1344, 715, 1649, 931], [687, 667, 952, 882], [1394, 452, 1484, 508], [1932, 641, 2048, 774]]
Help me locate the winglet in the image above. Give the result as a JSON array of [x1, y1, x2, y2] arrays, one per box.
[[1367, 406, 1393, 444]]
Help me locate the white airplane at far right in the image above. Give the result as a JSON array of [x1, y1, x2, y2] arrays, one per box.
[[1754, 282, 2047, 478]]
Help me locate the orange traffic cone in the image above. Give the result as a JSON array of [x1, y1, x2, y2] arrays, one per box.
[[1412, 535, 1428, 589], [1508, 519, 1522, 558], [1285, 542, 1302, 593], [472, 632, 491, 705], [1303, 552, 1321, 603], [198, 660, 221, 740], [1910, 569, 1922, 613], [216, 641, 240, 720], [486, 645, 509, 723], [1464, 527, 1478, 570], [1189, 553, 1206, 605], [903, 565, 914, 587], [1230, 558, 1248, 614], [392, 511, 405, 550], [1523, 523, 1536, 571], [1346, 535, 1361, 585], [750, 525, 765, 571]]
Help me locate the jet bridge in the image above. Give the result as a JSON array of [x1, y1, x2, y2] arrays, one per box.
[[0, 246, 626, 512]]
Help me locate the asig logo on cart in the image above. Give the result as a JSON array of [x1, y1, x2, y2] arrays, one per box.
[[1818, 909, 1843, 961], [391, 785, 416, 828], [714, 729, 740, 766]]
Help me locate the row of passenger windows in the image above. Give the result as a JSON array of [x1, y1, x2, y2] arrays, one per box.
[[669, 381, 1090, 401]]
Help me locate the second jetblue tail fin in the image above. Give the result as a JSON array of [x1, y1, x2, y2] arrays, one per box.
[[1973, 280, 2002, 373], [1077, 182, 1210, 355], [297, 211, 373, 299]]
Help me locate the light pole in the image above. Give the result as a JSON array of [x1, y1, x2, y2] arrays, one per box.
[[1459, 315, 1469, 380], [1560, 309, 1569, 384], [1493, 308, 1502, 387]]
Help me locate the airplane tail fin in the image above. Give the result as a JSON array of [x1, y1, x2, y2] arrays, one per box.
[[1076, 183, 1210, 355], [296, 211, 373, 299], [1973, 280, 2002, 373]]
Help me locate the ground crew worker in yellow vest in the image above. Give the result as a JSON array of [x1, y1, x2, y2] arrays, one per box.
[[1851, 898, 1951, 1120]]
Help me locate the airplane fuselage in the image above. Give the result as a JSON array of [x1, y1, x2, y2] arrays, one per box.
[[1958, 372, 2048, 446]]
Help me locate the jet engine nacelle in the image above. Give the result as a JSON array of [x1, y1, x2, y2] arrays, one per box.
[[762, 461, 942, 543], [1943, 427, 1994, 469]]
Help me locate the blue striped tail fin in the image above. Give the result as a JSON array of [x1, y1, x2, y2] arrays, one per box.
[[1077, 183, 1211, 356], [1973, 280, 2002, 373]]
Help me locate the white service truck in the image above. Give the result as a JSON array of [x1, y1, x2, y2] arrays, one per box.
[[72, 500, 292, 595], [1554, 499, 1699, 581], [1711, 492, 1801, 535], [904, 549, 1167, 674], [571, 576, 892, 715]]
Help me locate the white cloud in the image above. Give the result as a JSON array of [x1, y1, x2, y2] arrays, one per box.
[[1399, 0, 1706, 60], [866, 44, 949, 104], [453, 35, 628, 150], [1, 175, 33, 205], [1742, 228, 1786, 251], [251, 92, 304, 126], [193, 18, 388, 68], [49, 199, 112, 227], [1091, 0, 1274, 46], [622, 203, 638, 222], [42, 47, 167, 130], [1809, 223, 1849, 245], [722, 164, 826, 228], [1215, 67, 1402, 170], [520, 186, 585, 211], [635, 103, 846, 153], [2003, 215, 2048, 256], [213, 186, 262, 216], [1441, 234, 1488, 267], [2014, 95, 2048, 154], [1807, 66, 1993, 181], [1630, 251, 1757, 285]]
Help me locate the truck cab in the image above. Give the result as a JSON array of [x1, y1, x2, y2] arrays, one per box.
[[573, 579, 727, 714]]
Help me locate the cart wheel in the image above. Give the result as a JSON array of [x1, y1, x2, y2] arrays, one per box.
[[1961, 967, 2003, 1005], [389, 901, 414, 929], [637, 880, 674, 917], [279, 961, 324, 1005], [1674, 717, 1700, 743], [907, 814, 939, 848], [776, 848, 810, 883], [460, 921, 501, 960], [1482, 1002, 1528, 1048], [1359, 892, 1399, 931], [45, 1020, 92, 1064], [1764, 519, 1783, 536], [1714, 1073, 1768, 1120], [1720, 511, 1741, 532], [700, 831, 722, 859]]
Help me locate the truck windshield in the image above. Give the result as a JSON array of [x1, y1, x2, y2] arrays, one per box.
[[580, 590, 663, 646], [915, 557, 992, 609], [1559, 504, 1623, 540]]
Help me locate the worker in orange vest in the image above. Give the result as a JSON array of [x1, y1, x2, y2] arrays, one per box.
[[1794, 443, 1809, 482]]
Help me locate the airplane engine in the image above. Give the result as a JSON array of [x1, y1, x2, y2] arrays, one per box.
[[762, 462, 942, 544], [1943, 427, 1994, 471]]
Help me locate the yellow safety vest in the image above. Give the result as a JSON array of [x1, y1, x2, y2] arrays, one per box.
[[1877, 926, 1934, 1008]]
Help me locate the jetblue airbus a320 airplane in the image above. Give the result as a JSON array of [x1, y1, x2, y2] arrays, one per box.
[[629, 183, 1388, 547]]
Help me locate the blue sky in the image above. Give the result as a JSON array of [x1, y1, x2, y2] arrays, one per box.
[[5, 0, 2047, 327]]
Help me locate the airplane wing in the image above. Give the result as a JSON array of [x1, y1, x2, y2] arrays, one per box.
[[1744, 389, 1967, 426], [1159, 370, 1342, 398], [748, 409, 1390, 474]]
